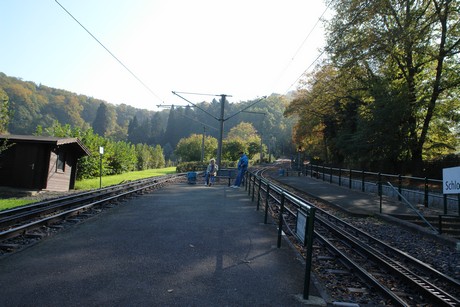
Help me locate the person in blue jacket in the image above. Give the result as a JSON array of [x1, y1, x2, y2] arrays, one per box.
[[231, 151, 248, 188]]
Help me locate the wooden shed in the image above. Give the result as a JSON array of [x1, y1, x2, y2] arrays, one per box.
[[0, 135, 91, 192]]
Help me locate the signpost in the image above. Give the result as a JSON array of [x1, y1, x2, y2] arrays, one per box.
[[99, 146, 104, 189], [443, 166, 460, 194]]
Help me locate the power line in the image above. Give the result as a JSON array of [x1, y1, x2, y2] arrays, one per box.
[[283, 0, 369, 95], [271, 1, 331, 94], [172, 91, 223, 97], [54, 0, 164, 105], [284, 50, 325, 95]]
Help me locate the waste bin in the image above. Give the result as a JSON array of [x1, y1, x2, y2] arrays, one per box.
[[187, 172, 197, 184], [278, 169, 285, 176]]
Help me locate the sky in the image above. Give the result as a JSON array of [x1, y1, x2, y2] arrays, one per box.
[[1, 0, 331, 111]]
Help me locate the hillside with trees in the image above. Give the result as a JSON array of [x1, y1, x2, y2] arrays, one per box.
[[2, 0, 459, 179], [0, 72, 296, 166]]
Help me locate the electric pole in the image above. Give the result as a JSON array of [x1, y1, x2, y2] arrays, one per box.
[[217, 94, 226, 168]]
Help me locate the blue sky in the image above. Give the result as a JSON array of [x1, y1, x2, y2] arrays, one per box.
[[1, 0, 330, 110]]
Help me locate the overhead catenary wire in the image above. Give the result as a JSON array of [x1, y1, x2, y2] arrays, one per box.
[[283, 0, 370, 95], [271, 1, 332, 95], [284, 50, 326, 95], [54, 0, 164, 105]]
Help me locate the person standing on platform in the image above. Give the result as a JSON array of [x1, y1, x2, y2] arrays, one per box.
[[205, 158, 218, 186], [231, 151, 248, 188]]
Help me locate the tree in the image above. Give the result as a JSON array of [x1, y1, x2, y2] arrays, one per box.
[[0, 88, 13, 154], [151, 144, 166, 168], [175, 134, 218, 162], [226, 122, 261, 159], [222, 139, 246, 161], [316, 0, 460, 170], [92, 102, 111, 136], [0, 89, 10, 133], [149, 112, 165, 145]]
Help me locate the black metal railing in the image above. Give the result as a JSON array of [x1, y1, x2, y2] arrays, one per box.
[[244, 170, 316, 300], [282, 163, 460, 216]]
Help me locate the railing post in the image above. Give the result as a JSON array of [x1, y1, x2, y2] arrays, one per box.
[[244, 172, 248, 191], [251, 176, 256, 201], [378, 172, 382, 213], [424, 177, 429, 208], [398, 174, 402, 201], [338, 168, 342, 186], [443, 194, 447, 215], [439, 215, 443, 234], [458, 194, 460, 217], [264, 184, 270, 224], [330, 166, 333, 183], [303, 207, 316, 300], [247, 173, 252, 196], [349, 169, 352, 189], [361, 170, 365, 192], [277, 193, 285, 248], [322, 165, 325, 181], [256, 177, 262, 210]]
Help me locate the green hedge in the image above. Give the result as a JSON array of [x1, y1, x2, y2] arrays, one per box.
[[176, 160, 240, 173]]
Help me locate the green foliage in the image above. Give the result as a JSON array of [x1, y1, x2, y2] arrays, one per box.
[[222, 139, 246, 161], [92, 102, 112, 137], [176, 161, 207, 173], [0, 198, 35, 211], [175, 134, 218, 162], [0, 73, 293, 163], [106, 141, 137, 174], [286, 0, 460, 172], [0, 88, 10, 134], [36, 122, 166, 180]]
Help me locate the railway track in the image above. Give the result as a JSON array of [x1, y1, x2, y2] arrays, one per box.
[[0, 174, 184, 253], [2, 168, 458, 305], [251, 167, 460, 306]]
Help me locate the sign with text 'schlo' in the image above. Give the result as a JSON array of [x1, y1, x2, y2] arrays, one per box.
[[443, 166, 460, 194]]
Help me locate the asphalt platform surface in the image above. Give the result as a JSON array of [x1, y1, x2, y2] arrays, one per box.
[[0, 181, 326, 306], [276, 174, 419, 216]]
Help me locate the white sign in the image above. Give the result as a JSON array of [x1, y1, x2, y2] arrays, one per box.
[[99, 146, 104, 155], [443, 166, 460, 194], [296, 210, 307, 244]]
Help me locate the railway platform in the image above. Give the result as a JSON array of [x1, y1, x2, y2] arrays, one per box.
[[275, 173, 460, 246], [0, 181, 326, 306], [276, 173, 436, 216]]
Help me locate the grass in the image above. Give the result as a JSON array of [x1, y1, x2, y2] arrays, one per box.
[[0, 167, 177, 211], [74, 167, 177, 190], [0, 198, 34, 211]]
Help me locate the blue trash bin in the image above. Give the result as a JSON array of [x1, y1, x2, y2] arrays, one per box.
[[187, 172, 197, 184], [278, 169, 285, 176]]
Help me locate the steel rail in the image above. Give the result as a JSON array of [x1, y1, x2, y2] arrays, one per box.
[[253, 168, 460, 306], [316, 216, 460, 306]]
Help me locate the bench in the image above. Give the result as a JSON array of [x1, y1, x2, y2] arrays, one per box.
[[215, 168, 237, 186], [285, 169, 302, 176]]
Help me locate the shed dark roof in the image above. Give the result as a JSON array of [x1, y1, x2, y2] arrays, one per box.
[[0, 134, 91, 156]]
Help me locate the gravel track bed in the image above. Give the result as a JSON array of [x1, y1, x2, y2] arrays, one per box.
[[264, 171, 460, 304]]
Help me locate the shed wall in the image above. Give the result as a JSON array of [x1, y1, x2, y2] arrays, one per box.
[[46, 150, 73, 192]]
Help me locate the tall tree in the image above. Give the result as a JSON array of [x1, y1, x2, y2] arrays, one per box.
[[0, 89, 10, 133], [92, 102, 112, 137], [325, 0, 460, 169]]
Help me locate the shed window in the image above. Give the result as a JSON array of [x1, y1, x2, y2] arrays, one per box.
[[57, 151, 66, 172]]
